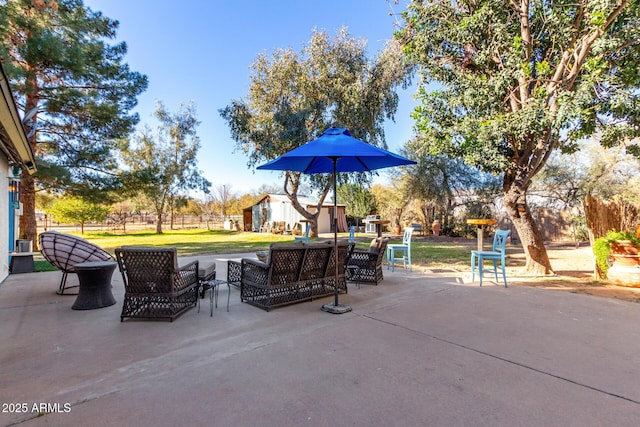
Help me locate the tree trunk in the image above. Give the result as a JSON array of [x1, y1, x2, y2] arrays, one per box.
[[19, 170, 37, 249], [583, 195, 638, 242], [290, 200, 321, 237], [155, 196, 165, 234], [19, 83, 40, 249], [155, 207, 164, 234], [283, 171, 329, 237], [156, 212, 163, 234], [504, 188, 554, 275]]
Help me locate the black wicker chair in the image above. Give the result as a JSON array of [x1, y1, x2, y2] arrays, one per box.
[[115, 247, 199, 322], [346, 237, 389, 285], [39, 231, 113, 295], [324, 240, 355, 293]]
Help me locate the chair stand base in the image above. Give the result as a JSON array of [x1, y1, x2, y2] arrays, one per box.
[[471, 254, 508, 288], [56, 272, 80, 295], [56, 286, 79, 296], [321, 303, 352, 314]]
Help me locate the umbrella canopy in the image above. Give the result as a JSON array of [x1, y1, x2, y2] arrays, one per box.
[[257, 127, 416, 313], [257, 127, 415, 174]]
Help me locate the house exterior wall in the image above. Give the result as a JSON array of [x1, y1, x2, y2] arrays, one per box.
[[1, 63, 38, 282]]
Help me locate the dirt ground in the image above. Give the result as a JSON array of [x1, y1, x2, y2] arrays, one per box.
[[413, 236, 640, 303], [504, 242, 640, 303]]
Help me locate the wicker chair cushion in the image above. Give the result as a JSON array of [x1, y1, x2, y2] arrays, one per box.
[[39, 231, 112, 272], [368, 237, 385, 254], [269, 241, 305, 250], [198, 261, 216, 280]]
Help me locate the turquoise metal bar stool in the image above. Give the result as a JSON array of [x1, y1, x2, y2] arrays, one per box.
[[348, 225, 357, 243], [387, 227, 414, 272], [471, 229, 510, 287], [294, 223, 311, 243]]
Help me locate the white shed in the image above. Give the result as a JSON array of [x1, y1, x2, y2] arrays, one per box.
[[246, 194, 347, 235]]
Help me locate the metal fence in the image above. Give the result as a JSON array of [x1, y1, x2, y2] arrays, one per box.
[[39, 214, 244, 233]]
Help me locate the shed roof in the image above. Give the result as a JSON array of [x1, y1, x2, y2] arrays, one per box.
[[253, 193, 344, 208]]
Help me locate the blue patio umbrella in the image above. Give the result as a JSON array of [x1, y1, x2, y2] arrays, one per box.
[[257, 127, 416, 313]]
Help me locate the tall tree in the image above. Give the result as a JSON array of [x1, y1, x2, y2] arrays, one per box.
[[397, 0, 640, 274], [220, 28, 411, 234], [120, 102, 210, 234], [212, 184, 233, 218], [370, 181, 407, 228], [0, 0, 147, 245], [400, 147, 502, 229], [337, 183, 377, 223], [47, 196, 110, 235]]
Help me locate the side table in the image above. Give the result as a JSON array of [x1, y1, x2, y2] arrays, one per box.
[[9, 251, 39, 273], [198, 279, 230, 316], [346, 265, 361, 288], [71, 260, 117, 310]]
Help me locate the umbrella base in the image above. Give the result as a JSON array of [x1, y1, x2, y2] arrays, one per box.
[[321, 303, 352, 314]]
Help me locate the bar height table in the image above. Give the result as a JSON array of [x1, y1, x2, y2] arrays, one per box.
[[369, 220, 390, 238], [466, 219, 497, 251]]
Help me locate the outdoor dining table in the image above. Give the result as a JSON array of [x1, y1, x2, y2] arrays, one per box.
[[369, 219, 390, 238], [466, 218, 497, 251]]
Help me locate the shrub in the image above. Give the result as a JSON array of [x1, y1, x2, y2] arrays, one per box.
[[593, 230, 640, 279]]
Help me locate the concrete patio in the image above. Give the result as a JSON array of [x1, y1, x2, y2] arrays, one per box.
[[1, 253, 639, 426]]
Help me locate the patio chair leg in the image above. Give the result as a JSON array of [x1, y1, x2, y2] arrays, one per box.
[[56, 272, 78, 295], [391, 248, 396, 272], [471, 253, 476, 282], [57, 272, 67, 294], [502, 262, 508, 288]]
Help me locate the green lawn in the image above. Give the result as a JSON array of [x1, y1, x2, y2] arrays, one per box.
[[33, 229, 525, 272], [54, 229, 478, 269], [34, 259, 59, 272], [80, 229, 295, 254]]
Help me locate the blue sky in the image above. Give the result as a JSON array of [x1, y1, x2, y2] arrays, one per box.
[[84, 0, 417, 195]]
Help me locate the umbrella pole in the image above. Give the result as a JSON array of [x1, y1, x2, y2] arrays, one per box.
[[322, 158, 352, 314], [333, 163, 339, 307]]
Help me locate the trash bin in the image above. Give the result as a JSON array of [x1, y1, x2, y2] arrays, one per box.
[[16, 239, 32, 253]]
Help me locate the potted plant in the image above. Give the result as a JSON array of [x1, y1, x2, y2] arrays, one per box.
[[593, 230, 640, 279], [431, 217, 441, 236]]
